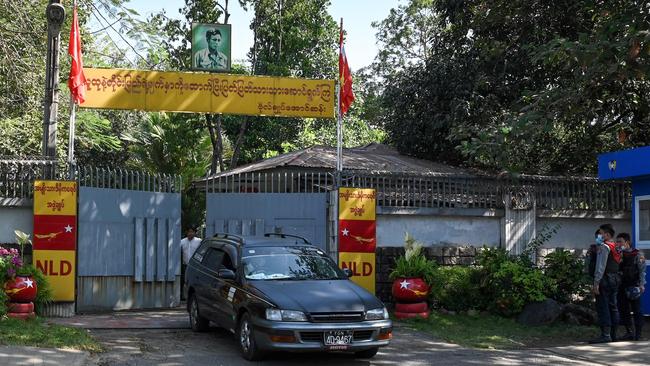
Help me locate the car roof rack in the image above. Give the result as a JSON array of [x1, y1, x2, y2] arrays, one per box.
[[263, 233, 309, 243], [212, 232, 244, 244]]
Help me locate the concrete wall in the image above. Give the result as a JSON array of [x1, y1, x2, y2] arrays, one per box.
[[376, 213, 501, 247], [537, 216, 631, 249], [0, 206, 32, 243], [376, 207, 631, 250]]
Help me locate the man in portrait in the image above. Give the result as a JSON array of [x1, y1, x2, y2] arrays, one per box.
[[193, 27, 229, 71]]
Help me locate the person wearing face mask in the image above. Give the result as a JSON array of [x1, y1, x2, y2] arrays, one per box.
[[615, 232, 646, 341], [587, 224, 622, 343]]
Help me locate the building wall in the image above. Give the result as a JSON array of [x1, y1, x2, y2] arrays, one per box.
[[376, 213, 501, 247], [536, 216, 631, 249], [0, 206, 32, 243]]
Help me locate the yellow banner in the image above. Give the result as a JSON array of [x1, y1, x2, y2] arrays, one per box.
[[82, 68, 335, 118], [33, 180, 77, 216], [338, 188, 376, 221], [339, 252, 376, 294], [34, 250, 76, 301]]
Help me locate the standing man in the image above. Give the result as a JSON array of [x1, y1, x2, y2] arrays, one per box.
[[589, 223, 622, 343], [180, 227, 202, 300], [615, 232, 646, 340]]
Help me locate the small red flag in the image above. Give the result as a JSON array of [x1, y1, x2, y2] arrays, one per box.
[[339, 21, 355, 116], [68, 4, 86, 104]]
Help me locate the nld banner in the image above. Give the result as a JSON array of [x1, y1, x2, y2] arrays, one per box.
[[33, 180, 77, 301], [338, 188, 376, 294]]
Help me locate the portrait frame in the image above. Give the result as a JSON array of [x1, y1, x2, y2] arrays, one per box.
[[191, 23, 232, 73]]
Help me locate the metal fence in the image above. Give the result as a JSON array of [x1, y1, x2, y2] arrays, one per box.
[[204, 169, 632, 212], [204, 169, 335, 194], [0, 159, 182, 200]]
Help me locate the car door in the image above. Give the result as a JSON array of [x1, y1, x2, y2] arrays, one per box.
[[197, 247, 225, 320], [214, 246, 238, 331]]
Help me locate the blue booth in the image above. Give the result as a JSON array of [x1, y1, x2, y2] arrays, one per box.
[[598, 146, 650, 315]]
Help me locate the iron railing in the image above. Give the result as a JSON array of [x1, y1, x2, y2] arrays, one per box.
[[203, 169, 632, 212], [205, 169, 335, 194], [0, 159, 182, 200]]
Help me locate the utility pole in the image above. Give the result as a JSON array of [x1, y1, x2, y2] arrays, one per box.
[[42, 1, 66, 158]]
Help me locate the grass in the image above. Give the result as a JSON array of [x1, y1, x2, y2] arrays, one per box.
[[0, 317, 102, 352], [399, 311, 594, 349]]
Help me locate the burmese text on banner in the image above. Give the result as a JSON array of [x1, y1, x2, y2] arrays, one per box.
[[81, 68, 335, 118]]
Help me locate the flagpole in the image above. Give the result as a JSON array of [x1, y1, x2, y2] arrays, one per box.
[[336, 18, 343, 187], [67, 94, 75, 165]]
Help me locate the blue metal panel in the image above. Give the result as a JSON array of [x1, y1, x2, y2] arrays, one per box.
[[206, 193, 328, 250], [156, 218, 167, 281], [78, 188, 181, 277], [134, 218, 145, 282], [145, 218, 155, 282], [598, 146, 650, 180], [166, 218, 177, 280]]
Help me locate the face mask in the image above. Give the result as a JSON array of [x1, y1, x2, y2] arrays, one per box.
[[596, 234, 604, 245]]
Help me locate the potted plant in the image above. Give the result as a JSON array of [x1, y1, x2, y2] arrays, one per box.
[[389, 233, 437, 318], [3, 231, 37, 304]]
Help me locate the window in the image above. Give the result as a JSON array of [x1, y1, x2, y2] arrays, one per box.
[[201, 248, 225, 270], [635, 195, 650, 248]]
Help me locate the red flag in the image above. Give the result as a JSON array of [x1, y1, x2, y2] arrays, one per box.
[[68, 4, 86, 104], [339, 21, 355, 115]]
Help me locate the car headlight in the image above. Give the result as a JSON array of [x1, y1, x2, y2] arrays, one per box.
[[365, 307, 389, 320], [265, 309, 308, 322]]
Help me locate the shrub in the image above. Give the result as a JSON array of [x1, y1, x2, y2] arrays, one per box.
[[429, 266, 483, 312], [389, 233, 437, 284], [543, 249, 589, 304]]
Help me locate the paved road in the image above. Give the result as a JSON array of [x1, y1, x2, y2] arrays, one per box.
[[86, 325, 610, 366]]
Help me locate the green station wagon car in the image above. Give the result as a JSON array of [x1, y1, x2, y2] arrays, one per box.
[[184, 233, 392, 361]]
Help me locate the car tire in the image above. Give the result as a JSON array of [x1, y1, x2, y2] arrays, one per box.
[[354, 347, 379, 359], [189, 294, 209, 332], [237, 312, 265, 361]]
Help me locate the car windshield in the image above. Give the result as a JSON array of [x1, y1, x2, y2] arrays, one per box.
[[242, 246, 346, 281]]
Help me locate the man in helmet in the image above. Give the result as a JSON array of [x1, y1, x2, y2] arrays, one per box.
[[588, 224, 622, 343], [615, 232, 646, 341]]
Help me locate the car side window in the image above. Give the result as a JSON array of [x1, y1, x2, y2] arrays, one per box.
[[221, 251, 235, 271], [201, 248, 225, 271]]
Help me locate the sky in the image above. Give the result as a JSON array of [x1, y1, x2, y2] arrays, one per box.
[[110, 0, 402, 71]]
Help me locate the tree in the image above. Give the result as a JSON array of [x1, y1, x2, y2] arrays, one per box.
[[377, 0, 650, 175]]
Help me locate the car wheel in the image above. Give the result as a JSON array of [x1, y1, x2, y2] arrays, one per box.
[[189, 294, 209, 332], [354, 347, 379, 359], [237, 312, 265, 361]]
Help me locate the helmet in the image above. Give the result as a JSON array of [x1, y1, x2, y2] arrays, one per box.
[[626, 286, 642, 300]]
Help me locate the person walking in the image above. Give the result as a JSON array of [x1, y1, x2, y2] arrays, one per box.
[[588, 224, 622, 343], [615, 232, 646, 341], [180, 227, 202, 300]]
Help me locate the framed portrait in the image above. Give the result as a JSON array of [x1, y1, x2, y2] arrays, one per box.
[[191, 23, 232, 73]]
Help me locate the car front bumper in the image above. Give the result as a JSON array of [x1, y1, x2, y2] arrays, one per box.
[[251, 318, 392, 352]]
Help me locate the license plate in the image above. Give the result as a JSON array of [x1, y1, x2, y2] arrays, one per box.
[[324, 330, 353, 347]]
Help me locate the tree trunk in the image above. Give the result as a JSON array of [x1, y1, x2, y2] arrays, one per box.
[[206, 114, 224, 175], [230, 117, 249, 168]]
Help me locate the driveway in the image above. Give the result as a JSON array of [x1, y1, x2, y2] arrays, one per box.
[[44, 308, 647, 366], [86, 325, 620, 366]]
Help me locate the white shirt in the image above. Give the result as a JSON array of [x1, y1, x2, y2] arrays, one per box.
[[181, 237, 202, 264]]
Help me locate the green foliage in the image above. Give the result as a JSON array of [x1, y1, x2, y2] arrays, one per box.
[[485, 260, 554, 317], [376, 0, 650, 174], [429, 266, 483, 312], [476, 247, 555, 317], [544, 249, 590, 304], [0, 317, 101, 352], [389, 233, 438, 284]]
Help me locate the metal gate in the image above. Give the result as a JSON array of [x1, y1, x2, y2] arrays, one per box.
[[76, 168, 182, 312], [206, 193, 328, 250]]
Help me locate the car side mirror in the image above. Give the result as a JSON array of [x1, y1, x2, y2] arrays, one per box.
[[218, 268, 236, 280], [342, 268, 353, 278]]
